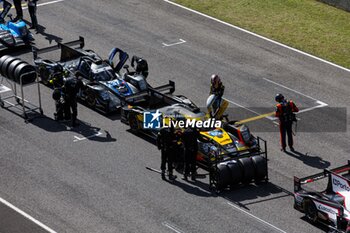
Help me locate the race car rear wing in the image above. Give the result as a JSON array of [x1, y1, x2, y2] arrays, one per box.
[[32, 36, 85, 61], [122, 80, 203, 113], [294, 160, 350, 193]]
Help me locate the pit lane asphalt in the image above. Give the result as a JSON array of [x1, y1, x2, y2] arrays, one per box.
[[0, 0, 349, 232]]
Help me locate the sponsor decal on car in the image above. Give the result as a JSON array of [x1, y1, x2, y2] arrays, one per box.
[[332, 175, 350, 192], [331, 174, 350, 209], [314, 200, 338, 221]]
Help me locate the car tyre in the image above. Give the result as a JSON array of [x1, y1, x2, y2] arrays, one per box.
[[216, 164, 231, 190], [227, 162, 243, 186], [251, 155, 267, 183], [1, 57, 19, 78], [238, 157, 255, 184], [304, 199, 318, 223]]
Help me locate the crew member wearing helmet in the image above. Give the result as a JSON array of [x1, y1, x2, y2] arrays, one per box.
[[50, 66, 65, 121], [131, 55, 149, 78], [275, 93, 299, 152], [209, 74, 225, 118]]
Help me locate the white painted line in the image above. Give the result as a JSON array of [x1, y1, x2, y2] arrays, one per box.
[[263, 78, 320, 101], [227, 202, 287, 233], [297, 100, 328, 114], [37, 0, 65, 7], [263, 78, 328, 115], [163, 0, 350, 73], [0, 84, 11, 94], [162, 221, 184, 233], [73, 132, 102, 142], [0, 197, 57, 233], [162, 39, 186, 47]]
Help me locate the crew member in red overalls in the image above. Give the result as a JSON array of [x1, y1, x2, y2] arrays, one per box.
[[275, 93, 299, 152]]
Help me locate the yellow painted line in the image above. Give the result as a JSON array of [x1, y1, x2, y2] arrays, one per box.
[[236, 112, 275, 124], [0, 4, 27, 11]]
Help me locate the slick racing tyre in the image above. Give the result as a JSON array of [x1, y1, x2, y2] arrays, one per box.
[[227, 162, 243, 185], [1, 57, 20, 78], [251, 155, 267, 183], [304, 199, 318, 223], [216, 164, 231, 190], [14, 63, 36, 85], [238, 157, 255, 184], [8, 59, 26, 81], [0, 55, 13, 75]]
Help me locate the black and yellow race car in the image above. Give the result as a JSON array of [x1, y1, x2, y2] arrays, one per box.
[[120, 82, 268, 191]]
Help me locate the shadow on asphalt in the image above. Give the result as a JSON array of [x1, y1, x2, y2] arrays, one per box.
[[126, 129, 156, 145], [29, 115, 116, 143], [219, 181, 292, 210], [285, 150, 330, 169], [29, 22, 63, 44]]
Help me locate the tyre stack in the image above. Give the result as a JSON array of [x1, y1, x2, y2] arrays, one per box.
[[215, 155, 268, 190], [0, 55, 36, 85]]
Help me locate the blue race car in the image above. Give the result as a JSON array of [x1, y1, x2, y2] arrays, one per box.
[[0, 1, 31, 52]]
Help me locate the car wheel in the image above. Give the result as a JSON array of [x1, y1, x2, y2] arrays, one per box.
[[86, 93, 96, 108], [238, 157, 255, 184], [304, 199, 318, 223], [251, 155, 267, 183]]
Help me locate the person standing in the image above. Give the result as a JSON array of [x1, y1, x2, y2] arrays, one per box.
[[209, 74, 225, 118], [0, 0, 12, 22], [157, 126, 177, 181], [27, 0, 38, 30], [13, 0, 23, 21], [275, 93, 299, 152], [50, 72, 65, 121], [63, 76, 83, 127], [182, 127, 199, 181], [131, 55, 148, 78]]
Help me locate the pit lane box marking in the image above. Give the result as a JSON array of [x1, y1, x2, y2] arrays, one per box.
[[0, 84, 10, 94]]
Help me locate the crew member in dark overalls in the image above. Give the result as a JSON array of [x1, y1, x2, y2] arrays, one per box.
[[51, 72, 65, 121], [12, 0, 23, 21], [27, 0, 38, 30], [63, 76, 83, 127], [0, 0, 12, 22], [157, 126, 177, 181], [182, 127, 199, 181], [275, 93, 299, 152], [131, 55, 149, 78]]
